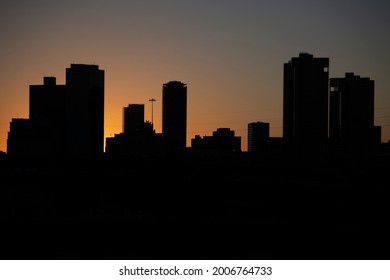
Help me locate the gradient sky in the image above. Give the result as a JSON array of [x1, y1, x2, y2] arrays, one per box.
[[1, 0, 389, 152]]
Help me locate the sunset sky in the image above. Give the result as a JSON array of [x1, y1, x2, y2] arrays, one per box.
[[1, 0, 389, 152]]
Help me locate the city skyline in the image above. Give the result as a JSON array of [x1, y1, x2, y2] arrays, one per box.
[[2, 1, 390, 262], [6, 57, 382, 162], [1, 1, 389, 153], [3, 57, 384, 156]]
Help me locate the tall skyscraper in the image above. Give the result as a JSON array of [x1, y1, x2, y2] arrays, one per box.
[[330, 73, 375, 158], [123, 104, 144, 135], [283, 53, 329, 161], [66, 64, 105, 157], [162, 81, 187, 152]]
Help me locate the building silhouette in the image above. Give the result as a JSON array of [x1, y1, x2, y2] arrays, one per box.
[[162, 81, 187, 153], [329, 73, 376, 159], [8, 77, 67, 158], [248, 121, 270, 155], [7, 119, 47, 157], [374, 126, 382, 153], [105, 104, 162, 158], [268, 137, 284, 159], [123, 104, 144, 135], [7, 64, 104, 158], [283, 53, 329, 161], [29, 76, 67, 156], [191, 128, 241, 152], [65, 64, 105, 157]]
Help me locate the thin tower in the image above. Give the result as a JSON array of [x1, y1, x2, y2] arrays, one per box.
[[149, 98, 156, 127]]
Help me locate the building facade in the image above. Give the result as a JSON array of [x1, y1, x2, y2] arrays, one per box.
[[123, 104, 144, 135], [65, 64, 105, 157], [29, 76, 67, 156], [7, 64, 105, 158], [283, 53, 329, 161], [248, 121, 270, 154], [192, 128, 241, 152], [162, 81, 187, 152], [329, 73, 375, 159], [105, 104, 162, 158]]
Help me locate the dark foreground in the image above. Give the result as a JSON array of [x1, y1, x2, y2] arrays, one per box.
[[1, 155, 389, 260]]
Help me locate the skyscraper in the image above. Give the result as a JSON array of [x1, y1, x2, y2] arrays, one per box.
[[248, 121, 269, 154], [29, 77, 67, 156], [123, 104, 144, 135], [330, 73, 375, 158], [8, 77, 67, 157], [283, 53, 329, 161], [65, 64, 105, 157], [7, 64, 105, 159], [162, 81, 187, 152]]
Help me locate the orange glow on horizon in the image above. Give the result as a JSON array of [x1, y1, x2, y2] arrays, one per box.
[[1, 1, 389, 153]]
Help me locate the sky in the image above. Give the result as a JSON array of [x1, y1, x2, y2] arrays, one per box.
[[1, 0, 389, 152]]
